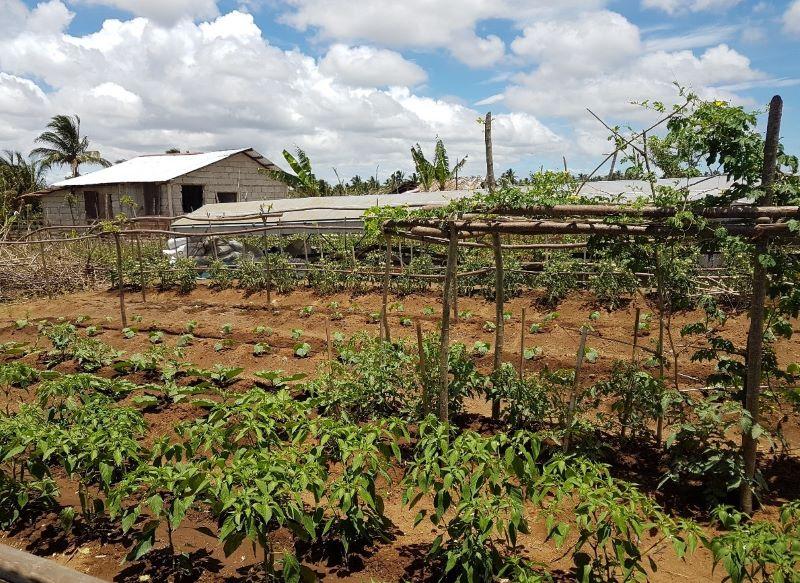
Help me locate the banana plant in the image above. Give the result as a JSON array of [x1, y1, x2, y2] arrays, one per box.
[[262, 147, 322, 197]]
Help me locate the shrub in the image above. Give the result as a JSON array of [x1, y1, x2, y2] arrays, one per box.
[[708, 502, 800, 582], [659, 391, 765, 505], [536, 252, 580, 305], [589, 361, 665, 439], [589, 257, 639, 309]]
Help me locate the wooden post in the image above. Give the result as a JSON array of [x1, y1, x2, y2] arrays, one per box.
[[655, 248, 665, 446], [113, 232, 127, 329], [303, 236, 309, 264], [484, 112, 495, 193], [491, 231, 504, 419], [519, 307, 526, 381], [452, 248, 459, 321], [135, 233, 146, 302], [326, 326, 333, 374], [439, 224, 459, 423], [631, 307, 641, 360], [382, 235, 392, 343], [416, 321, 429, 414], [741, 95, 782, 514], [563, 326, 588, 452], [261, 217, 272, 306], [39, 240, 51, 299], [621, 307, 641, 440]]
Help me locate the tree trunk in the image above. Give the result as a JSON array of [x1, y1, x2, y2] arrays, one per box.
[[484, 112, 495, 193]]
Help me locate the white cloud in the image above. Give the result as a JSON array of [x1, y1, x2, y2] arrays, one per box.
[[511, 11, 640, 74], [278, 0, 612, 68], [0, 1, 562, 179], [319, 44, 427, 88], [505, 43, 763, 155], [642, 0, 741, 14], [785, 0, 800, 36], [72, 0, 219, 24], [643, 25, 737, 51]]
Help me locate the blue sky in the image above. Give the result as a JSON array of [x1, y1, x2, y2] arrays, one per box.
[[2, 0, 799, 182]]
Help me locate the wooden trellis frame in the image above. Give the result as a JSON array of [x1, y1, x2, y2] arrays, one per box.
[[380, 96, 792, 513]]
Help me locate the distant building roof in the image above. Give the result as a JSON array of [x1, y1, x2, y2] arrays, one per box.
[[51, 148, 276, 188], [581, 176, 734, 201]]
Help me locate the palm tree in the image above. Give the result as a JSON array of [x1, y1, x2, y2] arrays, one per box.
[[31, 114, 111, 178], [0, 151, 46, 205], [411, 139, 467, 191], [262, 147, 322, 197]]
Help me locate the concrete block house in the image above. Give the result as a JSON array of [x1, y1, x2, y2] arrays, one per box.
[[33, 148, 288, 225]]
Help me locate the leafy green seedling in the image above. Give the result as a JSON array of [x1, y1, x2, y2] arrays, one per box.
[[221, 323, 233, 335], [148, 331, 164, 344], [14, 319, 28, 330], [472, 341, 491, 357], [85, 325, 101, 337], [122, 327, 136, 339], [584, 347, 599, 364], [253, 370, 307, 388], [483, 321, 496, 332], [524, 346, 543, 361], [294, 342, 312, 358], [529, 323, 542, 334], [252, 342, 271, 356], [291, 328, 303, 341], [176, 333, 194, 347], [254, 325, 273, 336], [299, 306, 314, 317], [400, 318, 413, 327], [368, 312, 381, 324], [422, 306, 435, 316], [185, 320, 197, 333], [589, 311, 601, 321], [458, 310, 473, 320]]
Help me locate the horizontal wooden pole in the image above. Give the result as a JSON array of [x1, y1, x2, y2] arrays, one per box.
[[0, 543, 107, 583]]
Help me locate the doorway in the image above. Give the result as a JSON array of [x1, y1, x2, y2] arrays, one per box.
[[181, 185, 204, 213]]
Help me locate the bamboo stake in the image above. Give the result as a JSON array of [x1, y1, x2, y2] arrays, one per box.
[[382, 236, 392, 343], [113, 232, 127, 328], [741, 94, 782, 514], [564, 327, 588, 452], [655, 248, 666, 446], [621, 308, 641, 440], [416, 321, 429, 414], [519, 307, 526, 381], [260, 216, 272, 306], [38, 240, 51, 299], [326, 326, 333, 374], [439, 225, 459, 423], [135, 233, 146, 302], [491, 231, 504, 419]]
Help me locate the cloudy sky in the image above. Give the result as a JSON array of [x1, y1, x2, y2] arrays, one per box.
[[1, 0, 799, 183]]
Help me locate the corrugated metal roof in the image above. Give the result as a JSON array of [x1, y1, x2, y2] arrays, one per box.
[[581, 176, 734, 200], [171, 190, 478, 234], [52, 148, 274, 187]]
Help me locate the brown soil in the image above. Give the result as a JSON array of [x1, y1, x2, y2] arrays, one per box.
[[1, 285, 799, 582]]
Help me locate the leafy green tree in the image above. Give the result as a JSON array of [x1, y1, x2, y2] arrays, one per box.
[[30, 114, 110, 178], [263, 147, 322, 197]]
